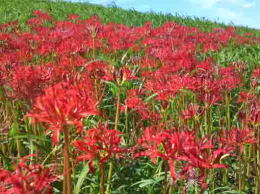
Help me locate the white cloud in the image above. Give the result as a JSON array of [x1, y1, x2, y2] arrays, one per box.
[[215, 7, 257, 28], [216, 7, 237, 19], [76, 0, 135, 6], [189, 0, 220, 9], [89, 0, 111, 4], [242, 2, 255, 8], [189, 0, 256, 9], [91, 0, 135, 4]]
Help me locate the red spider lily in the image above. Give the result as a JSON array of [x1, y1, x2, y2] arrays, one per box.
[[135, 127, 228, 185], [251, 68, 260, 88], [134, 127, 166, 163], [0, 155, 57, 194], [237, 91, 256, 104], [236, 92, 259, 124], [0, 21, 20, 32], [194, 76, 222, 105], [33, 10, 52, 21], [252, 68, 260, 78], [121, 89, 159, 121], [134, 56, 159, 69], [74, 124, 124, 172], [195, 59, 214, 75], [8, 65, 55, 104], [175, 135, 228, 190], [182, 104, 202, 120], [68, 14, 80, 20], [249, 100, 260, 124], [26, 18, 45, 27], [26, 80, 99, 144], [134, 128, 189, 179], [121, 67, 138, 82], [124, 96, 143, 109], [218, 127, 257, 153], [85, 61, 113, 81], [182, 137, 227, 169], [123, 96, 150, 120], [144, 72, 190, 101], [218, 66, 241, 92], [112, 67, 137, 84]]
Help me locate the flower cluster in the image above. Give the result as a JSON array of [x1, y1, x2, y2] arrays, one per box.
[[0, 155, 56, 194], [1, 9, 259, 193]]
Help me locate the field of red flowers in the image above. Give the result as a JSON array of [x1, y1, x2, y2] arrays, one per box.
[[0, 10, 260, 194]]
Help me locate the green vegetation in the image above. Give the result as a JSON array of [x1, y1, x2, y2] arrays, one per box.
[[0, 0, 259, 35], [0, 1, 260, 194]]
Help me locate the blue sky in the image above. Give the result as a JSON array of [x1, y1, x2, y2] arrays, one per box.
[[70, 0, 260, 29]]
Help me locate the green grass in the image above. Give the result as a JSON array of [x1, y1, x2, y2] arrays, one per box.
[[0, 1, 260, 193], [0, 0, 260, 36]]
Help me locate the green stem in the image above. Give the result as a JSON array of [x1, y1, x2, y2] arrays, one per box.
[[168, 185, 174, 194], [254, 144, 259, 194], [195, 181, 199, 194], [208, 105, 212, 133], [204, 105, 208, 136], [223, 168, 228, 185], [210, 169, 215, 194], [246, 146, 250, 178], [91, 27, 96, 58], [114, 86, 121, 131], [254, 125, 260, 194], [238, 156, 244, 193], [105, 162, 114, 194], [63, 126, 72, 194], [163, 160, 168, 194], [124, 106, 129, 138], [16, 139, 21, 158], [225, 92, 231, 130], [105, 86, 121, 194], [100, 163, 105, 194]]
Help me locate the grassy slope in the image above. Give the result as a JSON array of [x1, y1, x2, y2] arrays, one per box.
[[1, 0, 259, 69], [0, 1, 259, 193], [0, 0, 260, 36]]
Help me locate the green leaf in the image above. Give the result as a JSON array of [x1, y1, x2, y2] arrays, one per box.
[[74, 162, 89, 194], [9, 120, 19, 137], [8, 134, 50, 142]]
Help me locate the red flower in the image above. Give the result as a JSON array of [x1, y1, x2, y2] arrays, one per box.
[[218, 127, 257, 153], [123, 95, 150, 120], [249, 100, 260, 124], [251, 68, 260, 88], [237, 91, 256, 104], [74, 124, 124, 172], [26, 80, 99, 144], [68, 14, 80, 20], [85, 61, 113, 81], [112, 67, 137, 84], [9, 65, 54, 104], [182, 104, 201, 120], [135, 128, 195, 180], [0, 155, 56, 194], [32, 10, 52, 21], [135, 127, 228, 185], [252, 68, 260, 78], [218, 66, 241, 92]]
